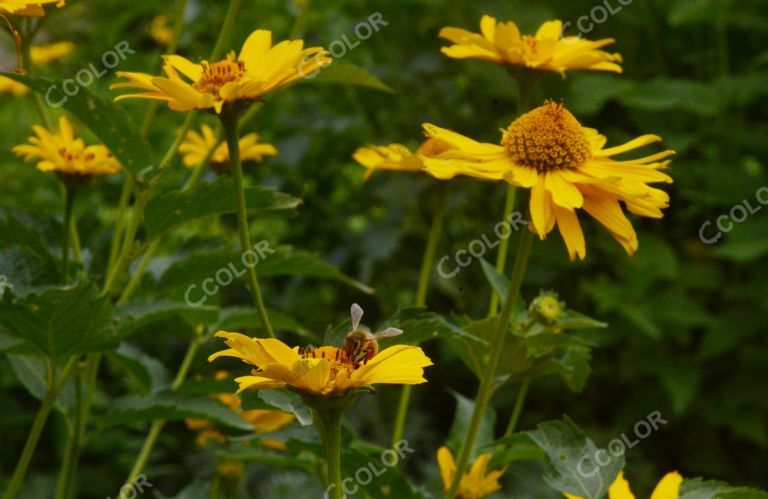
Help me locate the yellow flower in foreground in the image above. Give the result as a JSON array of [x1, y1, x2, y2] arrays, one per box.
[[439, 15, 622, 75], [0, 0, 63, 16], [421, 101, 674, 260], [0, 41, 74, 96], [565, 470, 683, 499], [179, 124, 277, 167], [12, 116, 121, 176], [352, 138, 453, 180], [186, 372, 294, 446], [437, 446, 504, 499], [209, 333, 432, 396], [111, 29, 331, 113]]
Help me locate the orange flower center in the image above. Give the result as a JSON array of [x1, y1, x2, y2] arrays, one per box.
[[194, 52, 245, 95], [502, 101, 591, 172], [299, 346, 362, 378]]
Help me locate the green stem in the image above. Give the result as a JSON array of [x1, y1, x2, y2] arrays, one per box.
[[446, 218, 535, 499], [101, 191, 148, 296], [107, 175, 134, 278], [220, 110, 275, 338], [289, 0, 312, 39], [315, 407, 343, 499], [210, 0, 242, 61], [54, 360, 83, 499], [19, 20, 52, 129], [2, 357, 77, 499], [504, 378, 530, 437], [486, 185, 516, 316], [390, 183, 448, 447], [61, 183, 76, 285], [122, 334, 202, 488]]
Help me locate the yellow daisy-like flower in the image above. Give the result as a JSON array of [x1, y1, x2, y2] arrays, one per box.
[[421, 101, 674, 260], [186, 372, 295, 447], [0, 41, 74, 96], [439, 15, 622, 75], [208, 333, 433, 397], [565, 470, 683, 499], [437, 446, 504, 499], [352, 138, 453, 180], [179, 124, 277, 167], [12, 116, 121, 176], [111, 29, 331, 113], [0, 0, 63, 16]]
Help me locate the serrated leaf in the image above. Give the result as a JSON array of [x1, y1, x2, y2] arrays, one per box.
[[387, 307, 486, 346], [1, 72, 152, 175], [0, 279, 116, 359], [99, 392, 253, 431], [310, 62, 393, 93], [679, 477, 768, 499], [258, 389, 313, 426], [528, 417, 624, 499]]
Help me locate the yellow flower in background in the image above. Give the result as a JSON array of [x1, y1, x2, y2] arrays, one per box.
[[209, 333, 432, 396], [421, 101, 673, 260], [0, 41, 74, 96], [439, 15, 622, 75], [437, 446, 504, 499], [149, 14, 173, 46], [179, 124, 277, 167], [352, 138, 453, 180], [186, 371, 294, 447], [111, 29, 331, 113], [0, 0, 63, 16], [565, 471, 683, 499], [12, 116, 121, 176]]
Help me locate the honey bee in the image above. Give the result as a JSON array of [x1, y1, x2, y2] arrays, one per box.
[[342, 303, 403, 363]]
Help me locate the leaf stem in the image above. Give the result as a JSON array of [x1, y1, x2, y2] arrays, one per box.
[[220, 109, 275, 338], [391, 183, 448, 447], [504, 378, 530, 437], [446, 217, 534, 499], [61, 183, 76, 284], [486, 185, 516, 316]]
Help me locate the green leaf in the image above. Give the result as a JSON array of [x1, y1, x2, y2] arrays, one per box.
[[387, 307, 487, 346], [446, 389, 496, 456], [619, 78, 719, 116], [480, 258, 509, 301], [482, 433, 547, 467], [310, 62, 394, 93], [218, 307, 314, 339], [143, 177, 301, 238], [115, 300, 219, 338], [527, 417, 624, 499], [679, 477, 768, 499], [98, 392, 253, 431], [216, 446, 316, 472], [1, 72, 152, 176], [258, 389, 313, 426], [108, 343, 170, 395], [0, 279, 116, 359], [6, 354, 75, 412]]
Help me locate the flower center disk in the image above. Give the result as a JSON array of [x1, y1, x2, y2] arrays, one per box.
[[194, 54, 246, 95], [502, 101, 591, 172]]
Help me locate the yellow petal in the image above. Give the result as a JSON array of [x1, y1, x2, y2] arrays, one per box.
[[607, 471, 636, 499], [554, 205, 586, 261], [649, 472, 683, 499], [350, 345, 432, 385], [436, 447, 456, 492], [546, 171, 584, 208]]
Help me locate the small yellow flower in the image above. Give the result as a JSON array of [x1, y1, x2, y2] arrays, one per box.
[[352, 138, 453, 180], [437, 446, 504, 499], [111, 29, 331, 113], [530, 291, 563, 323], [149, 14, 173, 46], [12, 116, 121, 177], [0, 0, 64, 16], [421, 101, 674, 260], [186, 372, 295, 446], [565, 470, 683, 499], [439, 15, 622, 75], [179, 124, 277, 167], [0, 41, 74, 96], [209, 333, 432, 396]]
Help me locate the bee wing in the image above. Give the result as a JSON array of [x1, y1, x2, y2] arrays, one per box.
[[350, 303, 364, 331], [372, 327, 403, 339]]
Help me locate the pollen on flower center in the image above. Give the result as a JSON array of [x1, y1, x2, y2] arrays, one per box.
[[501, 101, 591, 172], [299, 346, 362, 372], [193, 53, 246, 94]]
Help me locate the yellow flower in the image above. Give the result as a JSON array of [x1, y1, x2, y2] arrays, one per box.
[[111, 29, 331, 113], [0, 0, 63, 16], [565, 470, 683, 499], [421, 101, 674, 260], [530, 291, 563, 323], [208, 333, 433, 396], [439, 15, 622, 75], [12, 116, 121, 176], [437, 446, 504, 499], [186, 371, 295, 446], [149, 14, 173, 46], [352, 138, 453, 180], [179, 124, 277, 167], [0, 41, 74, 96]]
